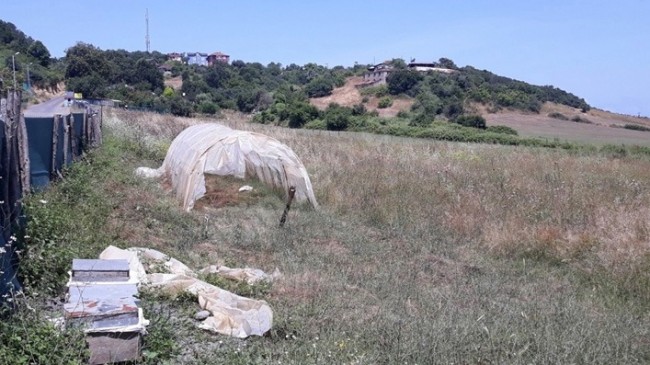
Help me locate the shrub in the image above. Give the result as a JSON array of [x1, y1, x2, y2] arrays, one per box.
[[324, 103, 352, 131], [387, 69, 422, 95], [548, 112, 569, 120], [304, 77, 334, 98], [170, 96, 192, 117], [285, 102, 320, 128], [360, 85, 388, 98], [304, 119, 327, 130], [396, 110, 410, 118], [352, 103, 367, 116], [378, 97, 393, 109], [623, 124, 650, 132], [487, 125, 518, 135], [453, 115, 487, 129], [198, 101, 218, 115], [571, 115, 592, 124]]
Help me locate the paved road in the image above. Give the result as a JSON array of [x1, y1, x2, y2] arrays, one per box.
[[24, 96, 71, 117]]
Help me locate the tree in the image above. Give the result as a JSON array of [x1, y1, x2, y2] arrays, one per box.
[[65, 74, 108, 98], [132, 58, 164, 91], [65, 43, 111, 79], [387, 69, 422, 95], [304, 77, 333, 98], [28, 40, 51, 67], [438, 57, 458, 70], [205, 62, 231, 89], [287, 102, 320, 128], [324, 103, 352, 131]]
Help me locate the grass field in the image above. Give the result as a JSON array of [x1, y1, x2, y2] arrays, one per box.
[[9, 108, 650, 364]]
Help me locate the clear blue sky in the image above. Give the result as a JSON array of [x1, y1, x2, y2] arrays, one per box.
[[4, 0, 650, 116]]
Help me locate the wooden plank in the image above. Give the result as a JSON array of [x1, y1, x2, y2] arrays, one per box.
[[62, 116, 69, 165], [71, 259, 130, 282], [17, 113, 30, 194], [86, 331, 141, 365], [69, 115, 78, 160], [51, 114, 59, 177]]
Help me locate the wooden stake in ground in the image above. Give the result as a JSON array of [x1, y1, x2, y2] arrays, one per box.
[[279, 186, 296, 227]]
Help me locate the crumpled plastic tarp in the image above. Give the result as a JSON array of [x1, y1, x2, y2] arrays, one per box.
[[136, 123, 318, 211], [199, 265, 282, 285], [99, 246, 274, 338]]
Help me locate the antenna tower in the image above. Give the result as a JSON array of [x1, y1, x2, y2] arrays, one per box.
[[145, 8, 150, 52]]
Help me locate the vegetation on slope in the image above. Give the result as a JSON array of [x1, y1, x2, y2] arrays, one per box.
[[0, 20, 63, 92]]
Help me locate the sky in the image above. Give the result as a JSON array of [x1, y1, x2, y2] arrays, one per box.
[[3, 0, 650, 116]]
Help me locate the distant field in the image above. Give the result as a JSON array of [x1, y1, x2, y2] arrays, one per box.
[[480, 103, 650, 146]]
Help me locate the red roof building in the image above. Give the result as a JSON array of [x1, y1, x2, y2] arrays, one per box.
[[207, 51, 230, 66]]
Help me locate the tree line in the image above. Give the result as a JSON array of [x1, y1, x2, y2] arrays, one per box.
[[1, 19, 592, 137]]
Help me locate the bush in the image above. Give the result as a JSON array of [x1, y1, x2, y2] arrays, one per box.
[[453, 115, 487, 129], [199, 101, 218, 115], [304, 77, 334, 98], [304, 119, 327, 130], [287, 102, 320, 128], [548, 112, 569, 120], [570, 115, 592, 124], [170, 96, 193, 117], [324, 103, 352, 131], [360, 85, 388, 98], [396, 110, 410, 118], [387, 69, 422, 95], [352, 103, 367, 116], [623, 124, 650, 132], [378, 97, 393, 109], [487, 125, 518, 135]]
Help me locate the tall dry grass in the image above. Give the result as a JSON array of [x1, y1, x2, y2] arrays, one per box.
[[100, 108, 650, 363]]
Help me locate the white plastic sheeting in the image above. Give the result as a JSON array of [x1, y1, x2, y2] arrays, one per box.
[[140, 123, 318, 211], [99, 246, 274, 338]]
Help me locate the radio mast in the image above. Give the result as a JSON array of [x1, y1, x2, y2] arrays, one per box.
[[145, 8, 150, 52]]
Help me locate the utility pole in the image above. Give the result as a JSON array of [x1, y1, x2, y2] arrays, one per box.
[[26, 63, 32, 91], [12, 52, 20, 90], [145, 8, 150, 53]]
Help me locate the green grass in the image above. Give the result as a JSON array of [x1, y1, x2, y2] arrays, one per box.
[[5, 109, 650, 364]]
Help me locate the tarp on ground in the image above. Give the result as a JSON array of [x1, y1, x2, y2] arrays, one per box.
[[99, 246, 273, 338], [138, 123, 318, 211]]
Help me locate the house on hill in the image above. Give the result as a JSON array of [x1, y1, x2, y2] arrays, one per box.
[[186, 52, 209, 66], [360, 62, 395, 87], [207, 51, 230, 65], [167, 52, 183, 62]]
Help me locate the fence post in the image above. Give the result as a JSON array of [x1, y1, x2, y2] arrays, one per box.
[[15, 98, 29, 194], [63, 115, 70, 165], [51, 114, 60, 178]]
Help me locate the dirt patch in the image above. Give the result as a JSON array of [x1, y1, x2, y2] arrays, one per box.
[[164, 76, 183, 90], [310, 76, 413, 117], [193, 174, 261, 210]]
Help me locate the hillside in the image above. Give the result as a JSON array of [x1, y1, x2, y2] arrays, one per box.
[[311, 76, 650, 146], [310, 76, 414, 117], [0, 20, 63, 93]]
